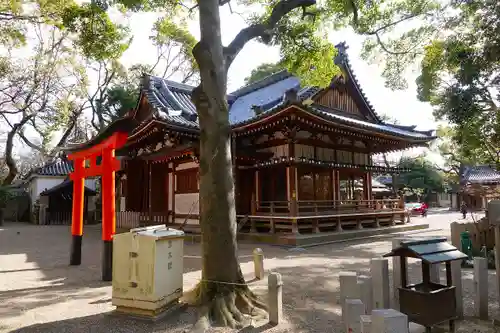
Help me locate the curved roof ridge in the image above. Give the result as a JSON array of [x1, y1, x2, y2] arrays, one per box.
[[229, 69, 292, 98]]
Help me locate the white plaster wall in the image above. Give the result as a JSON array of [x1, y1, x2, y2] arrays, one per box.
[[32, 176, 66, 205], [175, 193, 199, 215], [84, 178, 97, 190], [30, 176, 98, 206]]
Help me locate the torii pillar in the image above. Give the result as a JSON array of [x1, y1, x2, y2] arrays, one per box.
[[68, 132, 128, 281]]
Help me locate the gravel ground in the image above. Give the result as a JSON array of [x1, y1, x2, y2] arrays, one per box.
[[0, 213, 498, 333]]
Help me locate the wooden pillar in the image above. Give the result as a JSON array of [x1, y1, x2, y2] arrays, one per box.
[[288, 166, 298, 216], [334, 170, 340, 203], [70, 158, 85, 266], [148, 161, 152, 222], [366, 172, 372, 200], [101, 148, 116, 281], [330, 169, 335, 201], [172, 162, 176, 223], [255, 170, 259, 211]]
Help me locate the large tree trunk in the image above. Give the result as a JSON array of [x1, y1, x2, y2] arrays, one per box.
[[188, 0, 266, 330]]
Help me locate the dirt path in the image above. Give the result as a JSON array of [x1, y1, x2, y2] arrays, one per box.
[[0, 219, 497, 333]]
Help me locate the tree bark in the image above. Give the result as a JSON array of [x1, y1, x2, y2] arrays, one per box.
[[188, 0, 267, 330], [2, 116, 33, 185], [188, 0, 317, 330]]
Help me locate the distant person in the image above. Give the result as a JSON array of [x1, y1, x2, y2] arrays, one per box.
[[460, 201, 468, 219], [421, 202, 428, 217]]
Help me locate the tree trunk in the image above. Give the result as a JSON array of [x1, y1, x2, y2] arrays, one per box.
[[2, 126, 20, 186], [187, 0, 266, 330]]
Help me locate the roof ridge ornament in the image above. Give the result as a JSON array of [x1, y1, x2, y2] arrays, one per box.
[[282, 88, 298, 104], [334, 42, 349, 66]]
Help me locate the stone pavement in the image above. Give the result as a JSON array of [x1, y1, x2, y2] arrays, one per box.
[[0, 212, 496, 333]]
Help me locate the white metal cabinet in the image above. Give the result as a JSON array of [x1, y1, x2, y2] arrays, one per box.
[[112, 225, 184, 317]]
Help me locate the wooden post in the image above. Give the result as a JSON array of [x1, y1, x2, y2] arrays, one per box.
[[288, 166, 298, 216], [70, 158, 85, 266]]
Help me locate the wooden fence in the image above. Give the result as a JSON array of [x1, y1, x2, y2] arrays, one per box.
[[116, 211, 170, 230]]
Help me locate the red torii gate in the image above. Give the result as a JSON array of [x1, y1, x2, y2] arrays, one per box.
[[67, 131, 128, 281]]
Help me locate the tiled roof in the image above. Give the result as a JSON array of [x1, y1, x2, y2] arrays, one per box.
[[26, 159, 73, 178], [460, 165, 500, 184], [139, 43, 435, 141]]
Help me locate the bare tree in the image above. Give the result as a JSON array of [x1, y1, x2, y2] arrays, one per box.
[[0, 25, 84, 185]]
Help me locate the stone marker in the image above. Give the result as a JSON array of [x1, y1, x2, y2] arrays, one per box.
[[370, 258, 390, 309], [345, 299, 365, 333], [391, 239, 404, 310], [358, 275, 373, 314], [253, 248, 264, 280], [474, 257, 488, 320], [451, 260, 463, 319], [371, 309, 408, 333], [340, 271, 359, 322], [268, 272, 283, 325], [360, 314, 372, 333]]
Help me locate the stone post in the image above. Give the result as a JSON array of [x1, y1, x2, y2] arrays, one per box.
[[340, 271, 359, 322], [345, 299, 365, 333], [253, 248, 264, 280], [358, 275, 373, 314], [474, 257, 488, 320], [451, 260, 463, 319], [360, 314, 372, 333], [391, 239, 405, 310], [268, 272, 283, 325], [370, 258, 390, 309], [371, 309, 408, 333]]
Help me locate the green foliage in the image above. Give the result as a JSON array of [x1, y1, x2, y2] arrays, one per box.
[[0, 186, 13, 208], [244, 63, 285, 85], [261, 7, 342, 87], [149, 16, 198, 81], [359, 0, 500, 168], [1, 0, 130, 61], [396, 156, 445, 196]]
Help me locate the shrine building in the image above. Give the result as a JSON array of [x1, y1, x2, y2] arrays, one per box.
[[66, 42, 436, 245]]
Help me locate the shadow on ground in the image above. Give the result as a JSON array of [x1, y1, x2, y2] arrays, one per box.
[[3, 221, 481, 332]]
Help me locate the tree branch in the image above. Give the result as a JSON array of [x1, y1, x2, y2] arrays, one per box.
[[223, 0, 316, 70]]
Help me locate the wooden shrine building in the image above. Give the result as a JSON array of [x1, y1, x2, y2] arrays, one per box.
[[75, 43, 436, 242]]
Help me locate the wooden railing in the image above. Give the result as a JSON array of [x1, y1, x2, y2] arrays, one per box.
[[254, 199, 403, 216], [116, 211, 170, 230]]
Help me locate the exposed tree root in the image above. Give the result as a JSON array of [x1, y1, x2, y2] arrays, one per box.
[[186, 282, 268, 333]]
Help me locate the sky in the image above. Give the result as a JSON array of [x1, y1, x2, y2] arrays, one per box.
[[117, 7, 444, 165]]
